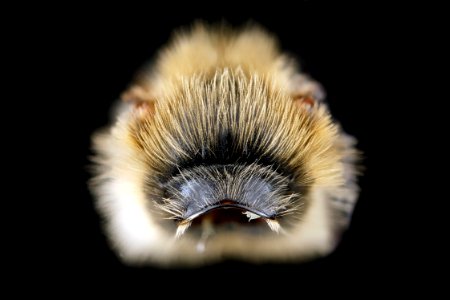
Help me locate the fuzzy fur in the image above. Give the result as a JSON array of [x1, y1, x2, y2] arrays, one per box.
[[90, 23, 359, 266]]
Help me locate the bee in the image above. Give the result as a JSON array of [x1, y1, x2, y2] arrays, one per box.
[[90, 23, 360, 266]]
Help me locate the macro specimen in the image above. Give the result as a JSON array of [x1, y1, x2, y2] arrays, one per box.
[[90, 23, 360, 266]]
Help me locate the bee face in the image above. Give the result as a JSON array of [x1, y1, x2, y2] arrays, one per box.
[[90, 24, 360, 266]]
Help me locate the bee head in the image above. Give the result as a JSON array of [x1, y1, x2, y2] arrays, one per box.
[[90, 24, 359, 267]]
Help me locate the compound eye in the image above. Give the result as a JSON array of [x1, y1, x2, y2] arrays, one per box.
[[293, 95, 315, 111]]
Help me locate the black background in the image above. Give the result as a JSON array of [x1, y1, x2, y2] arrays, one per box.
[[36, 3, 413, 290]]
